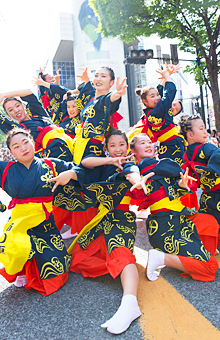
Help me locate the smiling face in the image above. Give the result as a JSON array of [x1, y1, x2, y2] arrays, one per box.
[[9, 133, 35, 168], [4, 99, 30, 123], [67, 99, 79, 118], [93, 67, 114, 95], [131, 135, 155, 163], [187, 118, 207, 144], [142, 88, 161, 109], [44, 74, 56, 83], [106, 134, 128, 158], [171, 100, 182, 116]]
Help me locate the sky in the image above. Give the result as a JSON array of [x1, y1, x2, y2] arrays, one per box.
[[0, 0, 213, 107], [0, 0, 72, 92]]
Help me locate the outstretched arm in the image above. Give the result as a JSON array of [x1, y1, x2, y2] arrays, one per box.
[[76, 67, 90, 85], [178, 167, 197, 191], [54, 70, 60, 85], [110, 77, 128, 102], [0, 89, 32, 102], [81, 155, 132, 170], [32, 75, 51, 89], [129, 172, 155, 195], [47, 170, 79, 193]]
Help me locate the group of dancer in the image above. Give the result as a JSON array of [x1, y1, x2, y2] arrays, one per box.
[[0, 62, 219, 335]]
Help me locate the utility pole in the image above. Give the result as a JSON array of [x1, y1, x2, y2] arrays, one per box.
[[205, 86, 211, 130], [196, 49, 205, 124]]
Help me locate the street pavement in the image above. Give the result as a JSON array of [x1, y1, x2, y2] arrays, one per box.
[[0, 189, 220, 339]]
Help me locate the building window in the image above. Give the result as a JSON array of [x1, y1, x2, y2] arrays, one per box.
[[53, 61, 75, 89]]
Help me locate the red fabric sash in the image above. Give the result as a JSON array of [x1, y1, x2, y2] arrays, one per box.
[[61, 115, 69, 122], [154, 123, 177, 142], [138, 186, 167, 211], [8, 195, 53, 220], [140, 162, 158, 176], [43, 158, 56, 177], [2, 158, 56, 219], [35, 125, 57, 152], [143, 109, 178, 143], [19, 123, 27, 131], [110, 112, 123, 130], [41, 91, 50, 109], [182, 144, 206, 192], [2, 161, 16, 191]]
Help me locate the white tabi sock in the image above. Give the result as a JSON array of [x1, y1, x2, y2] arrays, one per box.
[[101, 294, 141, 335], [146, 249, 165, 281], [61, 228, 78, 240], [14, 275, 27, 287]]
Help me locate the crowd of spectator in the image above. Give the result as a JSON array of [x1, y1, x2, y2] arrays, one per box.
[[207, 129, 220, 148], [0, 148, 15, 161]]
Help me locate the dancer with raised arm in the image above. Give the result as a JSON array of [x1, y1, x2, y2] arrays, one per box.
[[0, 90, 74, 161]]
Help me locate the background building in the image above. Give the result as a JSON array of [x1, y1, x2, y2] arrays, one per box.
[[45, 0, 203, 131]]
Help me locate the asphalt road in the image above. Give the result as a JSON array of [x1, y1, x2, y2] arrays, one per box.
[[0, 189, 220, 339]]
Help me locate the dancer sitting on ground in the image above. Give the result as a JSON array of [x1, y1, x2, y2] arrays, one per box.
[[0, 127, 85, 296], [130, 133, 219, 282], [70, 129, 152, 335]]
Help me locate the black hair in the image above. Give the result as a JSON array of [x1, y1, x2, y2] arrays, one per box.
[[173, 100, 183, 115], [99, 66, 115, 81], [66, 91, 78, 102], [3, 97, 22, 112], [105, 128, 128, 147], [135, 86, 157, 105], [211, 129, 217, 137], [6, 127, 33, 150], [179, 114, 202, 139], [39, 72, 48, 81]]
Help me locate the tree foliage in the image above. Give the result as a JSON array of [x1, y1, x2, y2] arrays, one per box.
[[90, 0, 220, 129]]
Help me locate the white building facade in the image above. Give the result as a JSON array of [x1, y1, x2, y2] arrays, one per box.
[[45, 0, 201, 131]]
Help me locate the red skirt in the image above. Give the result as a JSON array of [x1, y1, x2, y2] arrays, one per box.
[[178, 256, 218, 282], [53, 206, 98, 233], [70, 233, 136, 279], [178, 213, 219, 281], [187, 213, 218, 255], [0, 257, 68, 296], [180, 192, 199, 211]]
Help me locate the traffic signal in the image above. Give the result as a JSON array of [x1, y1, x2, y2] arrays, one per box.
[[123, 49, 154, 65]]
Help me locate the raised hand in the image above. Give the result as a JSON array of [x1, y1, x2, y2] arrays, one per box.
[[76, 67, 90, 84], [54, 70, 60, 85], [39, 66, 46, 74], [111, 155, 132, 170], [129, 172, 155, 195], [165, 62, 182, 75], [47, 170, 77, 193], [178, 167, 197, 191], [32, 75, 44, 87], [115, 77, 128, 97]]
